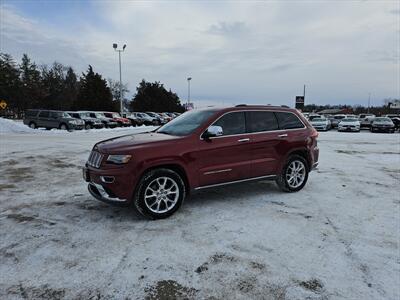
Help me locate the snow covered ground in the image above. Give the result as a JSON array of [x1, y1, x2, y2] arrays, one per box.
[[0, 119, 399, 299]]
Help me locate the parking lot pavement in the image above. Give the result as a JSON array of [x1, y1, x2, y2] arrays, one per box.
[[0, 127, 399, 299]]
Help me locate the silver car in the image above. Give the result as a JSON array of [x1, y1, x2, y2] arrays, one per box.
[[310, 118, 331, 131]]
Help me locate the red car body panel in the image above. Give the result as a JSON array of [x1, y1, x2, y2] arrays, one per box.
[[85, 106, 319, 204], [103, 112, 131, 126]]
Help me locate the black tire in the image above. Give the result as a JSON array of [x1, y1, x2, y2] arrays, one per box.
[[29, 122, 36, 129], [59, 123, 68, 130], [134, 168, 186, 220], [276, 155, 309, 193], [85, 123, 91, 130]]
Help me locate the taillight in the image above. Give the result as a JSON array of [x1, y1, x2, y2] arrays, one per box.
[[311, 128, 319, 138]]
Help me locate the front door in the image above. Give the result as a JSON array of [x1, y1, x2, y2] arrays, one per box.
[[196, 112, 252, 187]]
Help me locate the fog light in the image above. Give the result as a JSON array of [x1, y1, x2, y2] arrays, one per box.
[[100, 176, 115, 183]]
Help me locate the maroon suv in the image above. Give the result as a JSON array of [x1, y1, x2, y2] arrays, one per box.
[[83, 105, 319, 219]]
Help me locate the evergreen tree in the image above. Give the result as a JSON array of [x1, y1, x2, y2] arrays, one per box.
[[75, 65, 115, 111], [0, 53, 22, 116], [41, 62, 67, 109], [130, 79, 185, 112], [20, 54, 43, 109], [61, 67, 78, 110]]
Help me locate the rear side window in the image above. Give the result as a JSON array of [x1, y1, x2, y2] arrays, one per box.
[[25, 110, 38, 117], [275, 112, 304, 129], [213, 112, 246, 136], [38, 111, 49, 118], [246, 111, 279, 133], [50, 112, 61, 118]]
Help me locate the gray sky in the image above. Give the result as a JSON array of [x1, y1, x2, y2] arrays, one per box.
[[1, 0, 399, 107]]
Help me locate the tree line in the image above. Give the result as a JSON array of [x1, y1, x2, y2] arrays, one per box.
[[0, 53, 185, 118]]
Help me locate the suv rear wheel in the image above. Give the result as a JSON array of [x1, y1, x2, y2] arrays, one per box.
[[276, 155, 309, 192], [29, 122, 36, 129], [134, 168, 186, 219], [60, 123, 68, 130], [85, 123, 91, 130]]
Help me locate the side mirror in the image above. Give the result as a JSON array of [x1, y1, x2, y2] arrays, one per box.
[[203, 125, 223, 139]]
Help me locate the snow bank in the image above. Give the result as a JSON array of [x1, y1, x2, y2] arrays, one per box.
[[0, 117, 35, 134]]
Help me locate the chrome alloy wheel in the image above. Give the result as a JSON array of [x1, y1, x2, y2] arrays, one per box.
[[286, 160, 306, 189], [144, 177, 179, 213]]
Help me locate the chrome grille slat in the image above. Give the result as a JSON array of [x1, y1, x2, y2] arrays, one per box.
[[87, 151, 103, 168]]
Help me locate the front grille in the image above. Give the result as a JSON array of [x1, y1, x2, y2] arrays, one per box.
[[87, 151, 103, 168]]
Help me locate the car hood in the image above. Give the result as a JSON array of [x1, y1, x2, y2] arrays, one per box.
[[339, 121, 359, 125], [311, 121, 327, 125], [95, 132, 181, 153]]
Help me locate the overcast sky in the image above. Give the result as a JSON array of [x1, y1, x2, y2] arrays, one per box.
[[1, 0, 399, 107]]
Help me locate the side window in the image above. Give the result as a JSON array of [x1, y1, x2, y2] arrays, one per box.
[[25, 110, 38, 117], [213, 112, 246, 136], [275, 112, 304, 129], [246, 111, 279, 133], [49, 112, 60, 118], [38, 111, 49, 118]]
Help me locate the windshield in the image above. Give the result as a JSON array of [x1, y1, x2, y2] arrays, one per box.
[[95, 113, 105, 118], [80, 112, 90, 118], [374, 117, 391, 122], [112, 113, 121, 118], [342, 118, 358, 122], [334, 116, 346, 119], [62, 112, 71, 118], [157, 109, 217, 136]]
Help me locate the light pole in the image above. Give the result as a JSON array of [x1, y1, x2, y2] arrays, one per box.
[[367, 93, 371, 113], [187, 77, 192, 107], [113, 43, 126, 115]]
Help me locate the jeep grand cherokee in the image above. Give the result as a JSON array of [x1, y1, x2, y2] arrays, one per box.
[[83, 105, 319, 219]]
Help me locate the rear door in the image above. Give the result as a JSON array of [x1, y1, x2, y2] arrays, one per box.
[[196, 112, 252, 187], [37, 110, 50, 127], [49, 111, 61, 128], [246, 111, 283, 177]]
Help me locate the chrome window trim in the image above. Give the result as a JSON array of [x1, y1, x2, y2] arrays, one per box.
[[199, 109, 307, 140], [204, 168, 232, 175]]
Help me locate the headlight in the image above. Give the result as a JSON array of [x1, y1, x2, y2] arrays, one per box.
[[69, 120, 77, 125], [107, 154, 132, 164]]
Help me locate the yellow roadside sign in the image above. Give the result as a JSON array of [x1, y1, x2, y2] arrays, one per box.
[[0, 100, 7, 110]]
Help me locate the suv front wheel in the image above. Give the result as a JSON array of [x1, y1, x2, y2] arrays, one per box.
[[134, 168, 186, 219], [276, 155, 309, 192]]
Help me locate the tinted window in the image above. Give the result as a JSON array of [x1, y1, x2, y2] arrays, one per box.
[[213, 112, 246, 136], [275, 112, 304, 129], [246, 111, 278, 133], [49, 111, 61, 118], [38, 111, 49, 118], [25, 110, 38, 117]]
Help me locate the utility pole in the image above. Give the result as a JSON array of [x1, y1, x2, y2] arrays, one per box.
[[187, 77, 192, 106], [303, 84, 306, 99], [113, 43, 126, 115]]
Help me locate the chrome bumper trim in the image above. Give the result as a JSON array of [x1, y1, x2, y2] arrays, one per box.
[[88, 182, 126, 202]]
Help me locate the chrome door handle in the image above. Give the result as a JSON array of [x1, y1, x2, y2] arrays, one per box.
[[238, 138, 250, 142], [278, 134, 288, 138]]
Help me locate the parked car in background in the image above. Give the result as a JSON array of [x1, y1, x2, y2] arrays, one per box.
[[390, 117, 400, 131], [159, 112, 173, 123], [125, 113, 143, 127], [145, 112, 165, 125], [370, 117, 395, 133], [165, 112, 177, 119], [132, 112, 157, 126], [330, 114, 347, 128], [83, 105, 319, 219], [87, 112, 119, 128], [338, 118, 360, 132], [310, 117, 331, 131], [24, 109, 85, 130], [308, 114, 322, 121], [359, 114, 375, 128], [103, 112, 131, 127], [67, 111, 104, 129]]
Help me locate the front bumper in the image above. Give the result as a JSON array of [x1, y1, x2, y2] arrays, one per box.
[[83, 165, 136, 205], [372, 126, 394, 132], [70, 124, 85, 130], [338, 126, 359, 132]]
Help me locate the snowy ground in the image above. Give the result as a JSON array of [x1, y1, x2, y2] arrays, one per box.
[[0, 119, 399, 299]]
